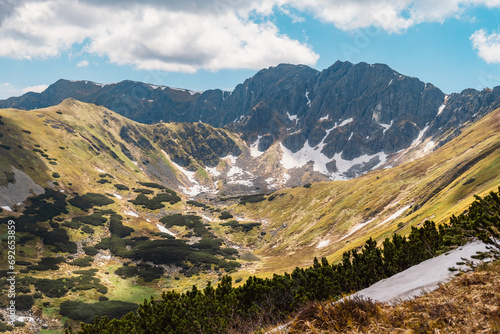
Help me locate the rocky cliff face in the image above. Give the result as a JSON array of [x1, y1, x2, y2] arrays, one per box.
[[2, 61, 499, 191]]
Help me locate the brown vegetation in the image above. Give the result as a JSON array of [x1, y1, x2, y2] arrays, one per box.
[[286, 261, 500, 333]]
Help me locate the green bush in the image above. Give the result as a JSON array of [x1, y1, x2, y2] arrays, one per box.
[[137, 264, 163, 282], [114, 184, 130, 191], [115, 265, 139, 278], [52, 172, 60, 178], [69, 193, 114, 211], [59, 300, 138, 324], [62, 220, 82, 229], [34, 278, 70, 298], [81, 225, 95, 234], [27, 257, 65, 271], [138, 182, 166, 190], [70, 256, 93, 267], [109, 214, 134, 237], [239, 194, 266, 205], [130, 192, 181, 210], [83, 246, 99, 256], [219, 211, 233, 220], [15, 294, 34, 311], [134, 188, 154, 195], [74, 212, 108, 226], [187, 200, 209, 209]]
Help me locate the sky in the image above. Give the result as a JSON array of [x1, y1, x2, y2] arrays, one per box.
[[0, 0, 499, 99]]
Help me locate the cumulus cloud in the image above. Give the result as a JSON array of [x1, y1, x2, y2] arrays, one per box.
[[282, 0, 500, 33], [0, 0, 318, 72], [77, 60, 89, 67], [22, 84, 48, 94], [0, 0, 499, 73], [470, 29, 500, 63]]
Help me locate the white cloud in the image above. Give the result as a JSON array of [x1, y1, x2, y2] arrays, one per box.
[[22, 84, 48, 94], [77, 59, 89, 67], [0, 0, 499, 74], [282, 0, 500, 33], [470, 29, 500, 63], [0, 0, 318, 72]]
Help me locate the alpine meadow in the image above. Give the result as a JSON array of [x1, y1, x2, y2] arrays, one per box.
[[1, 1, 500, 333]]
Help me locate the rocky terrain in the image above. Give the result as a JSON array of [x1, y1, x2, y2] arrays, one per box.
[[3, 61, 500, 191]]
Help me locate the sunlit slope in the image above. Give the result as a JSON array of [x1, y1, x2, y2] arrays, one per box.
[[232, 106, 500, 277], [0, 98, 241, 197]]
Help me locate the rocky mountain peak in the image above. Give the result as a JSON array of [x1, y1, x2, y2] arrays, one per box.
[[1, 61, 499, 193]]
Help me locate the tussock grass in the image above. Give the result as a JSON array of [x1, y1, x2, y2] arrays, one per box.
[[285, 260, 500, 333]]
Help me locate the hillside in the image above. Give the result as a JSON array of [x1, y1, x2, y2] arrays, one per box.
[[0, 95, 499, 331], [226, 105, 500, 278], [3, 62, 499, 186], [0, 98, 244, 200]]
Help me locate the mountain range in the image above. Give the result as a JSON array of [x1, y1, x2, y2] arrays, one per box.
[[3, 61, 500, 196], [1, 60, 500, 332]]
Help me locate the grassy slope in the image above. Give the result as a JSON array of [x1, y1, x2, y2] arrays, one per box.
[[0, 98, 241, 193], [231, 106, 500, 277], [1, 99, 500, 330]]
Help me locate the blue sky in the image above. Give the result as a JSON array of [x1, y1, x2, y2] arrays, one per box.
[[0, 0, 499, 99]]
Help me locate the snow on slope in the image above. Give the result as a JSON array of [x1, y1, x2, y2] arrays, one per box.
[[350, 241, 490, 304], [156, 223, 176, 237], [170, 160, 212, 197], [250, 136, 264, 157]]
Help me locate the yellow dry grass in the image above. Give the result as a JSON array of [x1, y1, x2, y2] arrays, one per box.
[[285, 260, 500, 333]]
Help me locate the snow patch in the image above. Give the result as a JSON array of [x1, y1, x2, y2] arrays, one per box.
[[332, 151, 387, 177], [316, 240, 329, 248], [437, 95, 449, 116], [280, 126, 387, 179], [171, 160, 211, 197], [280, 142, 331, 174], [222, 155, 238, 164], [424, 140, 435, 152], [206, 167, 221, 177], [287, 111, 298, 122], [95, 168, 106, 173], [305, 90, 311, 107], [227, 164, 255, 187], [339, 217, 376, 241], [233, 115, 245, 123], [351, 241, 490, 304], [250, 136, 264, 157], [114, 193, 122, 199], [376, 204, 412, 227], [229, 179, 254, 187], [124, 210, 139, 217], [339, 118, 354, 127], [157, 224, 176, 237], [1, 206, 12, 211], [411, 125, 429, 147], [282, 173, 291, 183], [149, 84, 166, 90], [319, 114, 329, 121], [379, 120, 393, 134]]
